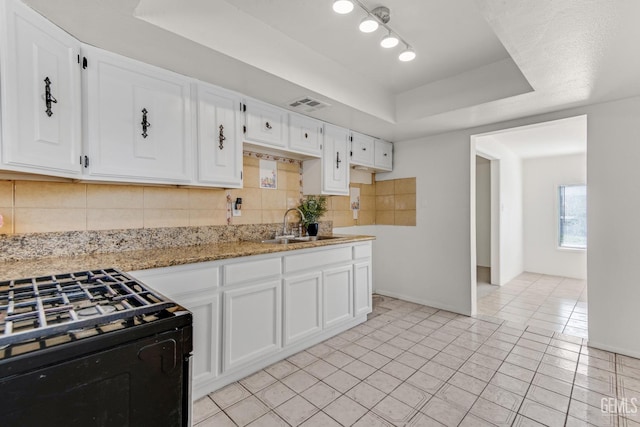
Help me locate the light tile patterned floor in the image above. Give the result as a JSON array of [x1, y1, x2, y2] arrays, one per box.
[[194, 295, 639, 426], [477, 271, 588, 338]]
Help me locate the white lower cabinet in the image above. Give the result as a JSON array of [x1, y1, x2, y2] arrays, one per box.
[[223, 280, 282, 371], [178, 292, 219, 386], [284, 272, 322, 345], [354, 261, 372, 317], [323, 265, 353, 328], [128, 240, 372, 400]]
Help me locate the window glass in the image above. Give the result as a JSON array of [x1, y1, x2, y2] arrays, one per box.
[[559, 184, 587, 249]]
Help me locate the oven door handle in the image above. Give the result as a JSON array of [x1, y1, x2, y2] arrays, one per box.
[[138, 339, 177, 373]]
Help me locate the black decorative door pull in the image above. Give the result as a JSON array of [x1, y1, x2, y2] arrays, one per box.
[[265, 121, 272, 130], [219, 124, 226, 149], [141, 108, 151, 138], [44, 77, 57, 117], [336, 152, 342, 169]]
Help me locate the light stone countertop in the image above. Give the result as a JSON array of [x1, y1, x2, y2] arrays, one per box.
[[0, 234, 375, 281]]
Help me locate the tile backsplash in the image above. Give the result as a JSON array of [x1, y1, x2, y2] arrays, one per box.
[[0, 157, 415, 235]]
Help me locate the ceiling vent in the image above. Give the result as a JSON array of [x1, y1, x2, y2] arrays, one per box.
[[286, 96, 331, 113]]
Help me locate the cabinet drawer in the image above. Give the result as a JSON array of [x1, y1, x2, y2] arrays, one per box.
[[284, 246, 352, 274], [129, 262, 219, 296], [224, 257, 282, 285], [353, 243, 372, 260]]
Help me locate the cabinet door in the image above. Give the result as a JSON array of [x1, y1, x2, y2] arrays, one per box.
[[244, 99, 288, 148], [0, 0, 81, 176], [179, 292, 220, 388], [223, 280, 282, 371], [284, 272, 322, 346], [374, 139, 393, 171], [288, 113, 322, 157], [354, 261, 372, 317], [322, 124, 350, 195], [196, 84, 242, 187], [323, 265, 353, 328], [350, 132, 375, 167], [83, 45, 192, 184]]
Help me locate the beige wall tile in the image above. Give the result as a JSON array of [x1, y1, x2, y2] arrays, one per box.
[[263, 209, 288, 224], [243, 165, 260, 188], [144, 209, 189, 228], [278, 162, 300, 173], [376, 195, 395, 211], [375, 180, 394, 196], [15, 181, 86, 208], [87, 208, 143, 230], [360, 183, 376, 196], [189, 209, 227, 226], [0, 181, 13, 206], [229, 188, 262, 210], [144, 187, 189, 209], [360, 196, 376, 211], [333, 210, 355, 228], [232, 209, 262, 225], [262, 189, 287, 210], [376, 210, 395, 225], [0, 209, 14, 234], [243, 156, 259, 167], [286, 191, 301, 209], [15, 208, 86, 233], [395, 178, 416, 194], [188, 188, 226, 210], [320, 210, 333, 223], [87, 184, 143, 209], [357, 210, 375, 225], [285, 171, 301, 192], [395, 210, 416, 226], [332, 195, 351, 211], [395, 194, 416, 210]]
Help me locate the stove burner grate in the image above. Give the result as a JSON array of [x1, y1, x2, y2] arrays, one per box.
[[0, 268, 175, 347]]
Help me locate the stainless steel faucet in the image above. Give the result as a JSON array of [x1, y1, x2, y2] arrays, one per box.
[[281, 208, 306, 238]]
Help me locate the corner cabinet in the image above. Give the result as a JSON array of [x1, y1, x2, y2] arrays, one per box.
[[0, 0, 82, 177], [195, 83, 243, 188], [82, 45, 192, 184], [129, 240, 373, 400], [374, 139, 393, 171], [302, 124, 350, 196]]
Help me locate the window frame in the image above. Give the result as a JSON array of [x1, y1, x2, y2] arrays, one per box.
[[557, 183, 587, 251]]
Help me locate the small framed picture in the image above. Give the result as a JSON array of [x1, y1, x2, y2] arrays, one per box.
[[259, 159, 277, 189]]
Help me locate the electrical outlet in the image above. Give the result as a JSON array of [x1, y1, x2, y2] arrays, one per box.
[[232, 209, 242, 217]]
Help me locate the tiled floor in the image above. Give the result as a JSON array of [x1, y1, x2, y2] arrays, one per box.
[[476, 270, 588, 338], [193, 295, 639, 426]]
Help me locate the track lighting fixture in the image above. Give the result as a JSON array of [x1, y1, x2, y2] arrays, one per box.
[[331, 2, 415, 62]]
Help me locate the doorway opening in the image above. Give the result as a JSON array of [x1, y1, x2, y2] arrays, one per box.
[[471, 115, 588, 338]]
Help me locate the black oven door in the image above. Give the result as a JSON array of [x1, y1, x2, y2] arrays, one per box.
[[0, 327, 191, 427]]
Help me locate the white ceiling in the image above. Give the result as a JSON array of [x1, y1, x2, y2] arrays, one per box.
[[22, 0, 640, 142], [476, 115, 587, 160]]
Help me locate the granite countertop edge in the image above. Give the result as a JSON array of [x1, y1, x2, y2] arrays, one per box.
[[0, 234, 375, 281]]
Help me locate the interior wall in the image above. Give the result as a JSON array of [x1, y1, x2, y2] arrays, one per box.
[[523, 154, 587, 279], [338, 96, 640, 358], [475, 157, 491, 267], [476, 138, 524, 285]]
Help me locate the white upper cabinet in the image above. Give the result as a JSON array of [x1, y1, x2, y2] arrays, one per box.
[[374, 139, 393, 171], [302, 124, 350, 196], [195, 83, 243, 188], [288, 113, 322, 157], [82, 45, 192, 184], [244, 98, 288, 148], [0, 0, 82, 177], [350, 131, 375, 167]]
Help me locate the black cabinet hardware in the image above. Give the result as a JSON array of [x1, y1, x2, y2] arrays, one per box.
[[44, 77, 57, 117], [141, 108, 151, 138], [219, 124, 226, 149]]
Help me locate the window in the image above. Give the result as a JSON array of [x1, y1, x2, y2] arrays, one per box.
[[559, 184, 587, 249]]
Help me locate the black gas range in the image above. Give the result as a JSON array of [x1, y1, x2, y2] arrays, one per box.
[[0, 268, 193, 427]]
